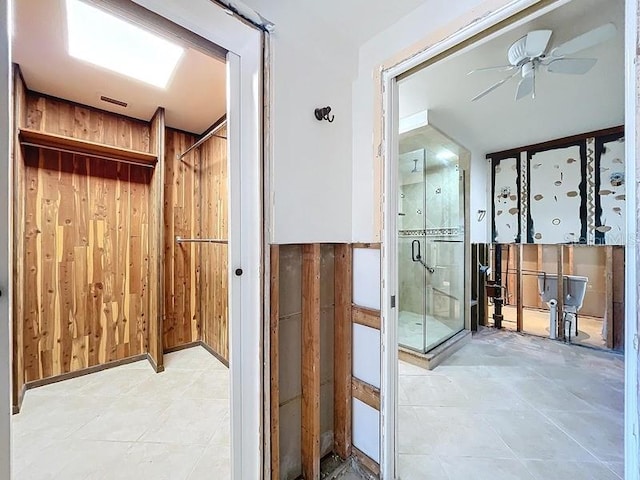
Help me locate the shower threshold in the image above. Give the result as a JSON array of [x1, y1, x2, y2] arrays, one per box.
[[399, 329, 471, 370]]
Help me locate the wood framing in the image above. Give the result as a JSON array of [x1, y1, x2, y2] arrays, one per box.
[[353, 447, 381, 477], [301, 244, 321, 480], [556, 244, 564, 339], [352, 377, 380, 411], [606, 246, 614, 349], [334, 244, 353, 460], [270, 245, 280, 480], [353, 305, 381, 330], [516, 244, 523, 332]]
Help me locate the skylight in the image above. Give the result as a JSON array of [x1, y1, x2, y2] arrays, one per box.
[[66, 0, 184, 89]]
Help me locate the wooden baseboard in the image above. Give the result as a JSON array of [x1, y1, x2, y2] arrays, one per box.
[[163, 341, 201, 355], [12, 384, 26, 414], [146, 353, 165, 373], [199, 340, 230, 367], [15, 353, 150, 414]]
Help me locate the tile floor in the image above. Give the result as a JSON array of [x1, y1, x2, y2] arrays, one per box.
[[398, 328, 624, 480], [12, 346, 230, 480]]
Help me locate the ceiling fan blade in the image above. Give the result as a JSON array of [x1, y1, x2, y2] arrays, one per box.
[[525, 30, 552, 57], [515, 75, 534, 101], [547, 57, 597, 74], [467, 65, 516, 75], [551, 23, 616, 57], [472, 70, 520, 101]]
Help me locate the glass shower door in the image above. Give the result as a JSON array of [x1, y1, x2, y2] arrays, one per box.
[[397, 149, 427, 351], [423, 165, 465, 351], [397, 126, 467, 354]]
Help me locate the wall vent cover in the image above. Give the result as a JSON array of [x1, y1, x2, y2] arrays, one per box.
[[100, 95, 128, 108]]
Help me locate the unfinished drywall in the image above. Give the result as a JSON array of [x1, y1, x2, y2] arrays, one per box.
[[276, 244, 335, 480]]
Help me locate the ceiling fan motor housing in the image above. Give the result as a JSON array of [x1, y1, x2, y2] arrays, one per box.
[[508, 35, 530, 65]]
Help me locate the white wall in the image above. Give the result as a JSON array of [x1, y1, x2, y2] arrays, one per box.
[[352, 0, 489, 242], [242, 0, 357, 244]]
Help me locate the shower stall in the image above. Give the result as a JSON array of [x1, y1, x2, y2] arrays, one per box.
[[397, 125, 469, 353]]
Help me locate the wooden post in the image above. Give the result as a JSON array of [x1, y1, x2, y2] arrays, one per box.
[[556, 244, 564, 339], [333, 244, 352, 459], [612, 246, 625, 350], [302, 244, 321, 480], [605, 246, 614, 349], [516, 243, 523, 332], [270, 245, 280, 479], [147, 107, 165, 372]]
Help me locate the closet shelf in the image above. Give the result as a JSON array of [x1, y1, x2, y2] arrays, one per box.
[[19, 128, 158, 167]]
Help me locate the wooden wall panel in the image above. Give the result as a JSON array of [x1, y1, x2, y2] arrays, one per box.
[[20, 147, 150, 383], [200, 126, 229, 361], [163, 129, 201, 349], [24, 91, 151, 153]]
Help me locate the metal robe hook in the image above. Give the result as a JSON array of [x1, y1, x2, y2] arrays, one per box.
[[314, 106, 334, 123]]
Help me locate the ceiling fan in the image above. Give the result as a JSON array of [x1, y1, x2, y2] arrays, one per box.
[[469, 23, 617, 101]]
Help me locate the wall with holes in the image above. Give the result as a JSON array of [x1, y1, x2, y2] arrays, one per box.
[[490, 127, 625, 245]]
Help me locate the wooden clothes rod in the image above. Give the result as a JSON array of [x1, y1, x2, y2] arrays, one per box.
[[177, 120, 227, 160], [175, 236, 228, 244]]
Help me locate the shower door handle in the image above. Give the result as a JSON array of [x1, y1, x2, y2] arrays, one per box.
[[411, 239, 422, 263], [411, 239, 435, 273]]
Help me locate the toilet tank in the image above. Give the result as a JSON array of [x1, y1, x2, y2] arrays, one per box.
[[537, 274, 588, 310]]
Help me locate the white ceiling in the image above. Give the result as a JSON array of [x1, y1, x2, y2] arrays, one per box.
[[398, 0, 625, 155], [12, 0, 226, 134]]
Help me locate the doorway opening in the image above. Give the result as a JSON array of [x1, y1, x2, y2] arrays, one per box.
[[380, 0, 634, 478], [6, 0, 264, 478]]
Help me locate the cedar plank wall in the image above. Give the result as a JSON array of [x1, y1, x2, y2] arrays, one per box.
[[162, 126, 228, 360], [163, 129, 201, 349], [17, 91, 152, 387], [199, 126, 229, 361]]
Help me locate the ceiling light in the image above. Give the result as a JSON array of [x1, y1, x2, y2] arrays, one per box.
[[66, 0, 184, 88], [437, 149, 457, 161]]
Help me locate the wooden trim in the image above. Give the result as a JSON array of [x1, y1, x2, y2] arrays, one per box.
[[301, 244, 321, 480], [199, 340, 230, 368], [12, 385, 26, 415], [352, 305, 381, 330], [20, 354, 150, 394], [605, 246, 614, 349], [352, 377, 380, 411], [147, 107, 165, 371], [486, 125, 624, 160], [19, 128, 158, 166], [269, 245, 280, 480], [146, 352, 165, 373], [353, 447, 380, 477], [352, 242, 381, 249], [163, 341, 201, 354], [334, 244, 353, 459]]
